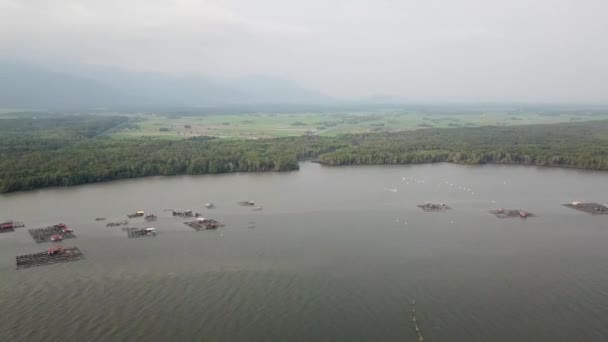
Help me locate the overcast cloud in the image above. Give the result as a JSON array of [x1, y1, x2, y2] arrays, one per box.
[[0, 0, 606, 103]]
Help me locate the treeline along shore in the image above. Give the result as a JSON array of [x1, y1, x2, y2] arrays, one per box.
[[1, 115, 608, 193]]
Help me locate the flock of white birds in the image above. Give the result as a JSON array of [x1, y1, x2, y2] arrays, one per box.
[[385, 175, 514, 226]]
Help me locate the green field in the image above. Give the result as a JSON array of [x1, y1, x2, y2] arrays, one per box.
[[109, 111, 608, 140]]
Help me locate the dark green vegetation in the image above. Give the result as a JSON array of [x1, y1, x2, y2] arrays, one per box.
[[0, 115, 129, 153], [317, 121, 608, 169], [0, 116, 336, 193], [1, 115, 608, 193]]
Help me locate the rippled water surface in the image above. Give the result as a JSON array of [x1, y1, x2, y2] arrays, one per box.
[[2, 162, 608, 341]]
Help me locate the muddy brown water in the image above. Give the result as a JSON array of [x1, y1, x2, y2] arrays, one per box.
[[1, 162, 608, 341]]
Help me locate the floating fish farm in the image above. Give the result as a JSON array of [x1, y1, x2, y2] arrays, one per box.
[[184, 218, 224, 231], [490, 209, 535, 218], [563, 202, 608, 215], [172, 210, 201, 218], [417, 203, 451, 212], [16, 247, 84, 269], [124, 227, 157, 238], [0, 221, 25, 233], [28, 224, 76, 243], [127, 211, 145, 218], [106, 220, 129, 227]]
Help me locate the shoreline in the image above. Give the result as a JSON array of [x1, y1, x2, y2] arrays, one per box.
[[2, 159, 606, 196]]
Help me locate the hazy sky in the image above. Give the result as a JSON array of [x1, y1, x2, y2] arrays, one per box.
[[1, 0, 607, 103]]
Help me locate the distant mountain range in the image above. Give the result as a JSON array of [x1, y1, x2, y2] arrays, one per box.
[[0, 62, 332, 109]]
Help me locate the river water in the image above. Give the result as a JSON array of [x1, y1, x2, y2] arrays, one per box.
[[1, 162, 608, 341]]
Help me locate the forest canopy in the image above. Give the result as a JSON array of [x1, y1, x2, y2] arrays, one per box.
[[1, 115, 608, 193]]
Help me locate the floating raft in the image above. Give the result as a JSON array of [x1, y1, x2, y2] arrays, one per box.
[[127, 211, 145, 218], [172, 210, 200, 218], [0, 221, 25, 233], [417, 203, 451, 212], [28, 225, 76, 243], [563, 202, 608, 215], [106, 220, 129, 227], [490, 209, 535, 218], [125, 227, 157, 238], [184, 219, 224, 231], [16, 247, 84, 269]]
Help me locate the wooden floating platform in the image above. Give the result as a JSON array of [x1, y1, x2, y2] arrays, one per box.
[[106, 220, 129, 227], [127, 211, 145, 218], [490, 209, 535, 218], [417, 203, 451, 212], [125, 227, 157, 238], [184, 219, 224, 231], [28, 225, 76, 243], [172, 210, 201, 218], [563, 202, 608, 215], [16, 247, 84, 269], [0, 221, 25, 233]]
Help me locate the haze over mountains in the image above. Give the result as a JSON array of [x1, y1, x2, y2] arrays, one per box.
[[0, 62, 331, 109]]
